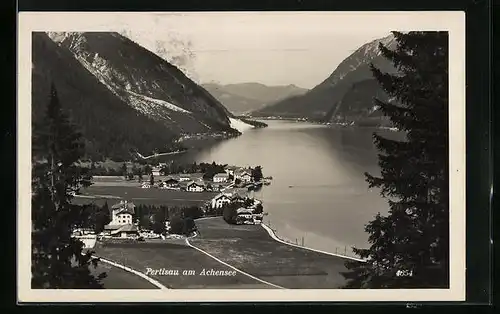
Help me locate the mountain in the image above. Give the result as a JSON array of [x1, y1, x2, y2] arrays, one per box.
[[324, 78, 393, 127], [200, 85, 265, 115], [202, 82, 307, 115], [33, 32, 246, 161], [47, 32, 236, 135], [32, 32, 179, 161], [251, 34, 397, 120]]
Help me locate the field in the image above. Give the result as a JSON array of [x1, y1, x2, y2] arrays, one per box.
[[93, 241, 272, 289], [73, 184, 218, 207], [90, 258, 158, 289], [86, 216, 362, 289], [190, 217, 361, 289]]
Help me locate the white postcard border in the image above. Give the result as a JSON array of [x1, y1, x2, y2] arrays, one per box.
[[17, 11, 466, 303]]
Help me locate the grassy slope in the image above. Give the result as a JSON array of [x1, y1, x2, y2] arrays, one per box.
[[93, 241, 271, 289], [191, 217, 363, 289], [73, 185, 218, 207], [90, 258, 159, 289]]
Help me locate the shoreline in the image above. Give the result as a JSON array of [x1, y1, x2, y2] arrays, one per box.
[[260, 223, 366, 262]]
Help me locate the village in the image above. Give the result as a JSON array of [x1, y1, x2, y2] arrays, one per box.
[[72, 163, 271, 244]]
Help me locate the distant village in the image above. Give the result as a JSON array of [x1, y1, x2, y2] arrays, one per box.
[[73, 163, 272, 244], [141, 164, 270, 192]]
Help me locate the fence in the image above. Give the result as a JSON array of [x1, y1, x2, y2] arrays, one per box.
[[263, 220, 363, 260]]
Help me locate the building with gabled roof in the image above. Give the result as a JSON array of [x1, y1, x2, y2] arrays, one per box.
[[104, 224, 140, 238], [210, 193, 232, 209], [234, 169, 252, 183], [186, 180, 205, 192], [179, 172, 204, 182], [103, 200, 137, 237]]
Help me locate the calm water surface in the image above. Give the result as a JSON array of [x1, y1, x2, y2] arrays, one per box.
[[178, 120, 401, 254]]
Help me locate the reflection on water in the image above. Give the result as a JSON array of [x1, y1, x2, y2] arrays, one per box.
[[175, 120, 399, 254]]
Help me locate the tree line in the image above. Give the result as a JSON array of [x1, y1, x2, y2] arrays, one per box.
[[203, 197, 264, 224], [78, 202, 203, 236], [133, 204, 202, 235], [83, 159, 265, 185]]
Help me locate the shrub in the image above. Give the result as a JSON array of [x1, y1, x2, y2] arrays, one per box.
[[183, 217, 197, 235], [254, 203, 264, 214], [169, 216, 184, 235], [183, 206, 203, 220], [223, 205, 237, 224]]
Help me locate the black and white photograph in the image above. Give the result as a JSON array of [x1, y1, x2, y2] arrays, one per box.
[[18, 11, 466, 302]]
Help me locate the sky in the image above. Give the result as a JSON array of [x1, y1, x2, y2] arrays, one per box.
[[113, 13, 392, 89]]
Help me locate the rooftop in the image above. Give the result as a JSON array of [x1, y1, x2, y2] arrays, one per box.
[[179, 172, 204, 178], [111, 200, 135, 209], [236, 207, 254, 214], [212, 193, 232, 200], [110, 224, 139, 235], [164, 177, 180, 182], [111, 200, 135, 215], [235, 169, 252, 176]]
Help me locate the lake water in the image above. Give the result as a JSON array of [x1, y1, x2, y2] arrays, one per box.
[[177, 120, 401, 255]]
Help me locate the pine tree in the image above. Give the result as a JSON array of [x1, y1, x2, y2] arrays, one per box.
[[94, 201, 111, 234], [251, 166, 263, 182], [137, 168, 143, 182], [152, 209, 166, 235], [121, 163, 127, 178], [341, 32, 449, 288], [32, 83, 106, 288], [144, 164, 152, 175]]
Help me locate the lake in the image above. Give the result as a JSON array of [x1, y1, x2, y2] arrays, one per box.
[[176, 120, 402, 255]]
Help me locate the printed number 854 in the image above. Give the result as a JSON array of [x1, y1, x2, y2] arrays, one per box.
[[396, 270, 413, 277]]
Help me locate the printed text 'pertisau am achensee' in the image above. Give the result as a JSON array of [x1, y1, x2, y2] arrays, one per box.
[[145, 268, 237, 276]]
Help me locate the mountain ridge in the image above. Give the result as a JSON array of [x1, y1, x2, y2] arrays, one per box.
[[251, 34, 397, 120], [33, 32, 251, 161], [32, 32, 178, 160], [202, 82, 308, 115], [48, 32, 236, 135]]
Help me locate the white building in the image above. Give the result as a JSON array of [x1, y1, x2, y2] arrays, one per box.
[[235, 207, 264, 225], [179, 173, 204, 182], [186, 181, 205, 192], [109, 200, 135, 225], [224, 166, 239, 176], [213, 173, 229, 183], [151, 167, 161, 176], [179, 174, 191, 182], [210, 193, 232, 209], [234, 170, 252, 183], [103, 200, 139, 238]]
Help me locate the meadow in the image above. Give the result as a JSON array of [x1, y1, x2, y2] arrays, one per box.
[[74, 184, 218, 207]]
